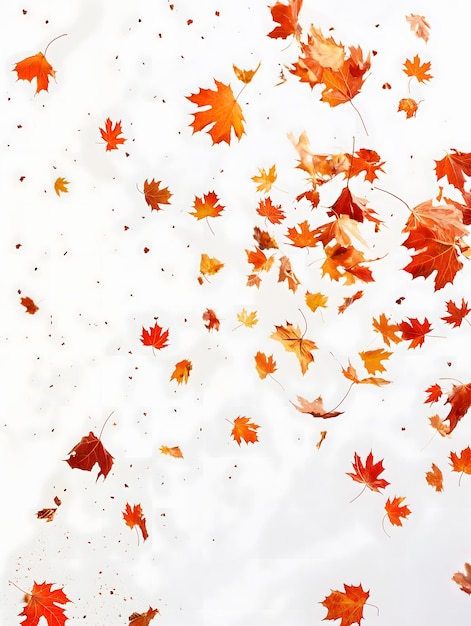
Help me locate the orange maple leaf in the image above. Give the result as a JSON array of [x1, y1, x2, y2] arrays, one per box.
[[141, 322, 170, 350], [267, 0, 303, 40], [429, 414, 450, 437], [322, 244, 374, 285], [435, 149, 471, 191], [321, 583, 369, 626], [123, 503, 149, 542], [256, 197, 285, 224], [254, 352, 277, 379], [271, 322, 317, 375], [346, 451, 390, 493], [231, 416, 260, 445], [190, 191, 224, 220], [403, 55, 433, 82], [342, 361, 390, 386], [65, 431, 114, 481], [99, 118, 126, 151], [20, 296, 39, 314], [128, 607, 160, 626], [384, 496, 411, 526], [347, 149, 385, 183], [399, 317, 432, 348], [186, 80, 245, 145], [200, 253, 224, 277], [444, 382, 471, 433], [252, 165, 277, 193], [291, 395, 343, 419], [233, 62, 261, 84], [320, 46, 371, 107], [372, 313, 402, 346], [441, 299, 471, 327], [398, 97, 419, 118], [202, 308, 220, 331], [450, 447, 471, 483], [358, 348, 392, 375], [285, 220, 317, 248], [170, 359, 192, 384], [54, 177, 69, 196], [160, 445, 184, 459], [14, 52, 56, 93], [453, 563, 471, 595], [144, 179, 172, 211], [19, 581, 71, 626], [406, 14, 430, 42], [246, 247, 275, 273], [425, 463, 443, 492]]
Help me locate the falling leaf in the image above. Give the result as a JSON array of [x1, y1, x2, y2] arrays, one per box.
[[441, 299, 471, 327], [267, 0, 303, 40], [342, 361, 390, 386], [237, 309, 258, 327], [338, 290, 363, 314], [186, 80, 245, 145], [384, 496, 411, 526], [322, 244, 374, 285], [233, 62, 261, 84], [253, 226, 278, 250], [54, 177, 69, 196], [435, 150, 471, 191], [346, 451, 390, 493], [144, 179, 172, 211], [278, 255, 300, 292], [123, 503, 149, 542], [320, 45, 371, 107], [305, 291, 328, 312], [202, 308, 220, 331], [99, 118, 126, 151], [291, 395, 343, 419], [65, 431, 114, 481], [141, 322, 170, 350], [285, 220, 317, 248], [444, 382, 471, 433], [271, 322, 317, 374], [19, 581, 71, 626], [406, 14, 431, 42], [316, 431, 327, 449], [358, 348, 392, 375], [246, 247, 275, 272], [231, 416, 260, 445], [429, 414, 449, 437], [372, 313, 402, 346], [398, 97, 419, 118], [320, 583, 369, 626], [200, 253, 224, 276], [348, 149, 385, 183], [252, 165, 277, 193], [328, 187, 380, 225], [399, 317, 432, 348], [36, 508, 58, 522], [170, 359, 192, 384], [424, 384, 442, 403], [254, 352, 277, 379], [453, 563, 471, 594], [190, 191, 224, 219], [403, 55, 433, 82], [21, 296, 39, 315], [425, 463, 443, 492], [128, 607, 160, 626], [160, 445, 184, 459], [14, 52, 56, 93], [450, 447, 471, 478], [256, 197, 285, 224]]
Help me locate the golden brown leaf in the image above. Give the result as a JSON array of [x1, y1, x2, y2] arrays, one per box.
[[278, 256, 300, 292], [425, 463, 443, 492], [170, 359, 192, 384], [271, 322, 317, 374], [190, 191, 224, 219], [144, 179, 172, 211], [358, 348, 392, 375], [237, 309, 258, 327], [305, 291, 328, 312], [200, 253, 224, 276], [160, 445, 184, 458], [233, 62, 261, 84], [54, 177, 69, 196], [254, 352, 277, 379]]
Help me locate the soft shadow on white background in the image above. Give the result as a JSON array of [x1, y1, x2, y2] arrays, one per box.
[[2, 1, 471, 624]]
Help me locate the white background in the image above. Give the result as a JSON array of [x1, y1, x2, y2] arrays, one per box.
[[2, 1, 471, 624]]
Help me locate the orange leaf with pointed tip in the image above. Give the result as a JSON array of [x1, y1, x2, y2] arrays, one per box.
[[65, 431, 113, 481], [385, 496, 411, 526], [19, 581, 71, 626], [450, 447, 471, 477], [453, 563, 471, 594], [254, 352, 277, 379], [231, 416, 259, 445], [425, 463, 443, 492], [398, 97, 419, 118], [160, 445, 183, 458], [143, 179, 172, 212], [200, 254, 224, 276], [123, 503, 148, 541], [271, 322, 317, 375], [435, 149, 471, 191], [99, 118, 126, 151], [425, 384, 442, 403], [322, 244, 374, 285], [358, 348, 392, 375], [441, 299, 471, 327], [21, 296, 39, 314], [253, 226, 278, 250], [320, 46, 371, 107], [305, 291, 328, 312], [54, 177, 69, 196], [256, 197, 285, 224], [321, 583, 369, 626], [347, 451, 389, 493], [286, 220, 317, 248], [267, 0, 303, 40], [233, 62, 260, 84], [328, 187, 381, 225], [252, 165, 277, 193], [246, 247, 275, 272], [291, 395, 343, 419], [278, 256, 300, 292], [406, 14, 430, 42], [190, 191, 224, 219], [342, 361, 390, 386], [399, 317, 432, 348], [14, 51, 56, 93], [372, 313, 402, 346], [348, 149, 385, 183], [141, 322, 170, 349], [186, 80, 245, 145], [403, 55, 433, 82], [170, 359, 192, 384], [202, 308, 220, 331], [338, 290, 363, 314], [444, 382, 471, 433], [128, 607, 160, 626], [429, 414, 449, 436]]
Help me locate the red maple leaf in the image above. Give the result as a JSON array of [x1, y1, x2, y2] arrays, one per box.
[[384, 496, 411, 526], [267, 0, 303, 40], [328, 187, 381, 225], [441, 299, 471, 328], [321, 583, 369, 626], [128, 607, 160, 625], [19, 581, 71, 626], [140, 322, 170, 350], [424, 383, 442, 404], [256, 197, 286, 224], [99, 118, 126, 151], [346, 451, 389, 494], [65, 431, 114, 481], [435, 149, 471, 191], [123, 503, 149, 542], [399, 317, 432, 348], [444, 382, 471, 434]]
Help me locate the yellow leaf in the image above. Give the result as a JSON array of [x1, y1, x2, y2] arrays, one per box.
[[342, 361, 390, 386], [200, 253, 224, 276], [237, 308, 258, 327], [305, 291, 328, 312], [160, 445, 184, 458], [429, 414, 450, 437], [233, 61, 261, 84], [54, 177, 69, 196], [252, 165, 277, 193], [358, 348, 392, 375], [271, 322, 317, 375], [170, 359, 192, 385]]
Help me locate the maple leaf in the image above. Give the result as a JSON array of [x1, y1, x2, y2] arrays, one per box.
[[129, 607, 160, 626], [358, 348, 392, 375], [338, 290, 363, 314], [170, 359, 192, 384], [267, 0, 303, 40], [247, 274, 261, 288], [271, 322, 317, 375], [348, 149, 385, 183], [236, 309, 258, 327], [347, 451, 390, 493], [254, 352, 277, 379], [444, 382, 471, 433], [450, 447, 471, 482], [342, 361, 390, 386], [160, 445, 184, 458], [399, 317, 432, 348], [253, 226, 278, 250], [19, 581, 71, 626], [123, 503, 148, 542], [425, 383, 442, 403], [384, 496, 411, 526], [231, 416, 260, 445], [200, 253, 224, 276], [143, 179, 172, 212], [425, 463, 443, 492], [190, 191, 224, 220], [252, 165, 277, 193], [246, 247, 275, 273], [202, 308, 220, 331], [141, 322, 170, 349], [453, 563, 471, 594], [291, 395, 343, 419], [441, 299, 471, 327], [278, 256, 300, 292], [328, 187, 379, 224], [21, 296, 39, 314], [406, 14, 431, 42], [54, 177, 69, 196], [321, 583, 369, 626], [429, 414, 450, 437], [186, 80, 245, 145], [256, 197, 285, 224], [14, 52, 56, 93], [398, 97, 419, 118], [305, 291, 328, 312], [435, 150, 471, 191], [99, 118, 126, 151], [320, 46, 371, 107], [322, 244, 374, 285], [286, 220, 317, 248], [65, 431, 114, 481], [233, 62, 261, 84], [403, 55, 433, 83]]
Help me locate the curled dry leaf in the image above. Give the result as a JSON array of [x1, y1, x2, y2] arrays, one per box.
[[123, 503, 148, 542], [342, 361, 390, 386], [316, 431, 327, 449], [21, 296, 39, 315], [429, 414, 449, 437], [202, 308, 220, 331], [398, 97, 419, 118], [444, 382, 471, 433], [160, 445, 184, 458], [231, 416, 260, 445], [200, 253, 224, 276], [170, 359, 192, 384], [453, 563, 471, 594], [253, 226, 278, 250], [291, 395, 343, 419], [338, 290, 363, 314], [321, 583, 369, 626], [278, 256, 300, 292], [233, 62, 261, 84], [65, 431, 114, 481]]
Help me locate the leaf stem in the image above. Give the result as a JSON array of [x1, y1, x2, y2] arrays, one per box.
[[98, 411, 115, 440], [373, 186, 411, 211], [349, 100, 368, 136], [205, 216, 215, 236], [349, 484, 366, 503], [44, 33, 68, 56], [381, 514, 391, 538]]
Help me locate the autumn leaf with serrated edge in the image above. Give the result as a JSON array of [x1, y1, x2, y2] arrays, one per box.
[[347, 451, 389, 499], [18, 581, 71, 626], [271, 322, 317, 375], [320, 583, 369, 626], [123, 503, 148, 542], [230, 416, 260, 445]]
